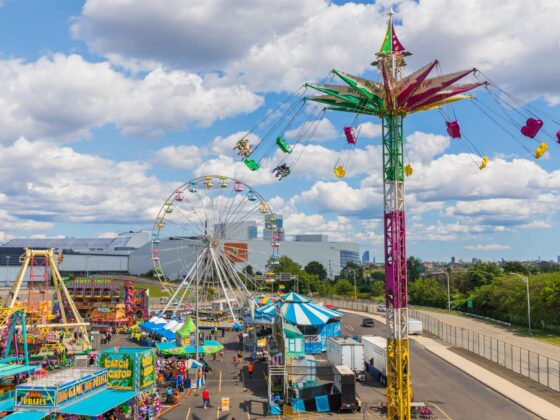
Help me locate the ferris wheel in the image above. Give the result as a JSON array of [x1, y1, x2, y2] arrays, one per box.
[[151, 175, 275, 322]]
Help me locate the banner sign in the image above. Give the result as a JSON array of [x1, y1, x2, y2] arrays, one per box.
[[224, 242, 248, 263], [57, 371, 108, 406], [139, 349, 155, 389], [100, 352, 135, 390], [15, 370, 108, 409], [15, 388, 56, 408]]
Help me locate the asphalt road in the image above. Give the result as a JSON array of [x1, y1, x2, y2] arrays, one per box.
[[343, 311, 539, 420], [108, 313, 538, 419]]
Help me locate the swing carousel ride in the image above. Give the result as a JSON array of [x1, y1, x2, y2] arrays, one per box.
[[0, 248, 91, 358], [151, 175, 279, 327], [231, 11, 559, 420]]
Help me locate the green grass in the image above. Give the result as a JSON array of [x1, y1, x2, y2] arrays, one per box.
[[511, 326, 560, 346], [136, 284, 177, 298]]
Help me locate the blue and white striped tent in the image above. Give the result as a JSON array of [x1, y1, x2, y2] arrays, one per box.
[[256, 302, 276, 316], [279, 293, 342, 326], [282, 292, 310, 303]]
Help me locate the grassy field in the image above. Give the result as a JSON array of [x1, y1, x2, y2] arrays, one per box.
[[136, 283, 176, 298]]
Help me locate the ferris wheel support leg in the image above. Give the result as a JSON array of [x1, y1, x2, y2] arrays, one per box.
[[210, 248, 238, 324], [382, 115, 411, 419]]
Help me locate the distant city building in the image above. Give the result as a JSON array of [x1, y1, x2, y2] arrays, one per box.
[[214, 221, 257, 241], [362, 250, 370, 263], [263, 214, 285, 241], [450, 256, 456, 264], [557, 255, 560, 264]]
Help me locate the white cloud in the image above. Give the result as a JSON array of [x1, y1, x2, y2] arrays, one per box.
[[73, 1, 560, 102], [406, 131, 450, 164], [356, 122, 382, 139], [285, 119, 337, 142], [296, 180, 383, 214], [0, 54, 262, 143], [155, 145, 203, 170], [465, 244, 511, 251], [0, 138, 172, 231], [72, 0, 326, 72]]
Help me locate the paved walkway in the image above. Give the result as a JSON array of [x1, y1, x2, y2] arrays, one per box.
[[412, 335, 560, 420], [415, 309, 560, 361]]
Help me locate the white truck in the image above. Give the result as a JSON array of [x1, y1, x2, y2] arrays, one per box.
[[327, 337, 365, 381], [362, 335, 387, 386], [408, 318, 423, 335]]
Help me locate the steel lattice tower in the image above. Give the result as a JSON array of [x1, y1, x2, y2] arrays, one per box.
[[306, 11, 484, 418]]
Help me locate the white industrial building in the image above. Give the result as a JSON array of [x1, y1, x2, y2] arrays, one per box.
[[0, 231, 150, 285], [0, 223, 360, 284], [128, 216, 359, 280]]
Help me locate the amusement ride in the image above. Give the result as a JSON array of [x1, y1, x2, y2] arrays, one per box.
[[151, 175, 279, 326], [230, 11, 559, 420]]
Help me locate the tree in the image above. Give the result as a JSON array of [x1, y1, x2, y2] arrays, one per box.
[[304, 261, 327, 280], [407, 256, 423, 282], [274, 256, 302, 275], [334, 279, 353, 296], [339, 262, 363, 284], [409, 278, 448, 308], [243, 265, 254, 275], [502, 261, 528, 275]]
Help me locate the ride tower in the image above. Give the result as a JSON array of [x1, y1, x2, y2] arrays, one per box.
[[306, 11, 485, 419]]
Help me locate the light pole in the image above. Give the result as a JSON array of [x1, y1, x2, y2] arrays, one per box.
[[347, 268, 357, 299], [432, 271, 451, 312], [511, 272, 532, 335]]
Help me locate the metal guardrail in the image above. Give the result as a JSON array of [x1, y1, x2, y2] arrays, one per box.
[[409, 308, 560, 392]]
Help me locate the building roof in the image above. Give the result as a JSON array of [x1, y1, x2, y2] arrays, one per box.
[[2, 231, 150, 256]]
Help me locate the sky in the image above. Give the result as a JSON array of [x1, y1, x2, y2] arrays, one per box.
[[0, 0, 559, 262]]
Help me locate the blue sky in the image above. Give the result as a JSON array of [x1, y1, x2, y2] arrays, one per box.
[[0, 0, 559, 262]]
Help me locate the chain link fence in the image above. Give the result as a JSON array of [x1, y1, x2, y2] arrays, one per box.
[[409, 309, 560, 392]]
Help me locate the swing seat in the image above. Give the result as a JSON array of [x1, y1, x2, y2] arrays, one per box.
[[276, 136, 293, 153], [333, 166, 346, 178], [534, 141, 548, 159], [343, 127, 357, 144], [520, 118, 543, 139], [556, 130, 560, 144], [445, 121, 461, 139], [244, 159, 261, 171], [404, 163, 413, 177], [479, 156, 489, 170]]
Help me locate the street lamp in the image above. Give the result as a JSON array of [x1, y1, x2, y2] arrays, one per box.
[[510, 272, 532, 335], [347, 268, 357, 299], [432, 271, 451, 312]]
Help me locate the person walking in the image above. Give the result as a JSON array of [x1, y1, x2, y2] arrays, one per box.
[[202, 388, 210, 409], [219, 348, 224, 361], [247, 362, 254, 379], [233, 354, 238, 367], [221, 328, 225, 338]]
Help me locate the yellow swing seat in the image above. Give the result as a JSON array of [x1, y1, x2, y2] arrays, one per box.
[[333, 165, 346, 179]]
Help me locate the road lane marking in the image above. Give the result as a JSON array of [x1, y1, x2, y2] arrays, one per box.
[[344, 323, 354, 331], [430, 402, 452, 420], [219, 370, 222, 392], [185, 407, 191, 420]]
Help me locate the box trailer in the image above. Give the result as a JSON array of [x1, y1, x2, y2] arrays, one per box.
[[362, 336, 387, 386], [326, 337, 365, 380], [408, 318, 423, 335], [333, 365, 359, 412]]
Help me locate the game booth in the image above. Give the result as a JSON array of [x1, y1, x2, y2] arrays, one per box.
[[0, 347, 158, 419]]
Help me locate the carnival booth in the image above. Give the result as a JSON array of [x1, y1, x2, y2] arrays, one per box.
[[0, 364, 151, 419], [278, 293, 342, 354]]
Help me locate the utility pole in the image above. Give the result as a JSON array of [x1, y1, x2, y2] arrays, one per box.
[[431, 271, 451, 312], [511, 272, 532, 335]]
